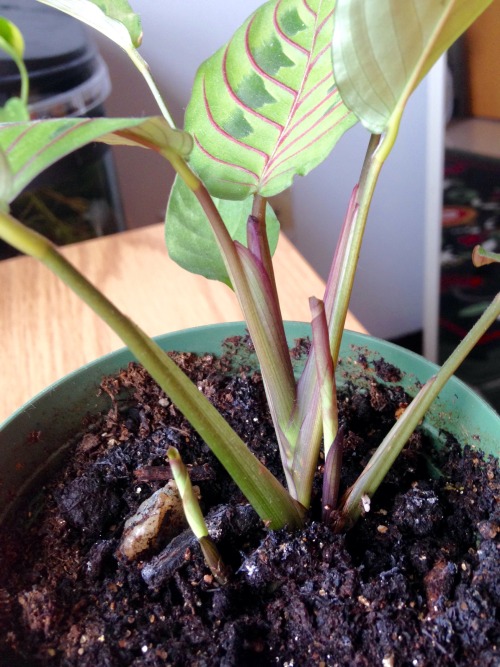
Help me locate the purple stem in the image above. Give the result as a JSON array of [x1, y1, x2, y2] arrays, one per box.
[[322, 424, 345, 522]]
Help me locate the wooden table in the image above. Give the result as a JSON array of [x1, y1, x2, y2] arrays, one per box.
[[0, 224, 365, 423]]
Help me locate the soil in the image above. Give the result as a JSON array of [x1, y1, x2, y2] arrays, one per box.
[[0, 337, 499, 666]]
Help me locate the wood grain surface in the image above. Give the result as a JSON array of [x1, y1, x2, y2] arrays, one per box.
[[0, 224, 365, 422]]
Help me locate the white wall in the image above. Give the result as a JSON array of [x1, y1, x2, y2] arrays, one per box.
[[94, 0, 444, 341]]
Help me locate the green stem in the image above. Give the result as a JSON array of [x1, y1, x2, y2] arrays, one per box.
[[290, 135, 385, 507], [167, 446, 229, 584], [18, 56, 29, 107], [0, 210, 305, 530], [172, 165, 298, 494], [128, 46, 296, 456], [248, 195, 280, 303], [340, 292, 500, 529], [325, 133, 384, 365], [126, 46, 176, 129]]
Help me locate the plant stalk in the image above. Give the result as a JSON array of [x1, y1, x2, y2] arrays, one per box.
[[167, 446, 229, 584], [310, 296, 337, 452], [0, 210, 305, 530], [290, 135, 386, 507], [325, 134, 384, 365], [169, 159, 299, 493], [340, 292, 500, 529]]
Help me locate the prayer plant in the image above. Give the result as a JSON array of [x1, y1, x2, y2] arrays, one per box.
[[0, 0, 498, 559]]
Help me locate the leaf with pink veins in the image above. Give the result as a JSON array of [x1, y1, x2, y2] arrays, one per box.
[[185, 0, 357, 200]]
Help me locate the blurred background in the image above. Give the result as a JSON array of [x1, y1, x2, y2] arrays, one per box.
[[1, 0, 499, 408]]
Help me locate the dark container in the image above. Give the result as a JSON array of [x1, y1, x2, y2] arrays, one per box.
[[0, 0, 124, 260]]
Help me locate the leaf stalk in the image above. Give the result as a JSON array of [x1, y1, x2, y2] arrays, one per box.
[[0, 210, 305, 530], [340, 292, 500, 529]]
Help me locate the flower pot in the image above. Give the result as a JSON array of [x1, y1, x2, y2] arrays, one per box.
[[1, 322, 498, 521], [0, 323, 498, 665]]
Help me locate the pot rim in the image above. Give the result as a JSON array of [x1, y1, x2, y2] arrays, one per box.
[[3, 321, 498, 427], [1, 322, 498, 520]]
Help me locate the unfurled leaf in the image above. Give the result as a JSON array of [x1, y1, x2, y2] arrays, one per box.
[[37, 0, 142, 49], [0, 98, 29, 122], [185, 0, 357, 200], [332, 0, 494, 134], [165, 175, 280, 286], [0, 116, 187, 203]]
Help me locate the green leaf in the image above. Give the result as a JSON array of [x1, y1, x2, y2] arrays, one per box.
[[0, 16, 25, 57], [332, 0, 494, 134], [37, 0, 142, 49], [0, 97, 29, 122], [99, 116, 193, 158], [0, 116, 188, 203], [185, 0, 357, 200], [0, 17, 29, 107], [0, 149, 13, 203], [165, 175, 280, 286], [36, 1, 176, 127]]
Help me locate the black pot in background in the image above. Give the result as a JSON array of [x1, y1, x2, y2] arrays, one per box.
[[0, 0, 125, 260]]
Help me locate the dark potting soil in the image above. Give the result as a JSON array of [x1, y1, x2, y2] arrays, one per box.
[[0, 339, 499, 666]]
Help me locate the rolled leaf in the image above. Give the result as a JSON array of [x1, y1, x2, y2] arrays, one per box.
[[0, 16, 25, 57], [472, 245, 500, 268], [0, 116, 190, 203], [332, 0, 494, 134], [167, 447, 209, 540], [0, 98, 29, 123], [0, 17, 29, 118], [165, 175, 279, 286], [185, 0, 357, 200], [100, 116, 193, 158], [309, 296, 337, 453], [322, 423, 345, 519]]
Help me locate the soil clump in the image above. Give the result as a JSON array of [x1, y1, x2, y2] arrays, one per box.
[[0, 338, 498, 666]]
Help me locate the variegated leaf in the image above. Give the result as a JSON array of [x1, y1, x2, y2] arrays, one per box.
[[185, 0, 357, 200], [0, 116, 190, 203]]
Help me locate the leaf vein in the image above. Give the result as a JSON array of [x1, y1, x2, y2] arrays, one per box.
[[245, 17, 298, 97], [273, 0, 308, 55], [261, 109, 352, 186], [202, 77, 269, 160], [3, 123, 34, 155], [222, 47, 283, 132], [273, 98, 343, 164], [302, 0, 317, 19], [261, 0, 328, 180], [194, 136, 260, 184], [283, 89, 340, 143], [15, 119, 92, 181]]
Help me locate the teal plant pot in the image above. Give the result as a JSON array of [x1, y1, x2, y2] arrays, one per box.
[[1, 322, 498, 521]]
